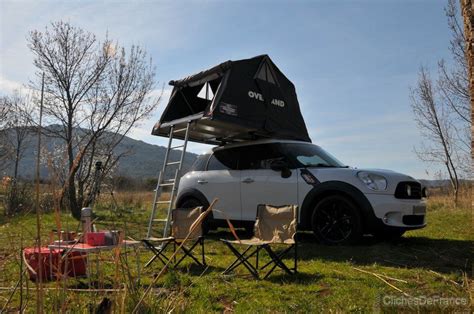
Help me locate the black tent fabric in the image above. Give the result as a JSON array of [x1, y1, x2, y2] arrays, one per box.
[[152, 55, 311, 145]]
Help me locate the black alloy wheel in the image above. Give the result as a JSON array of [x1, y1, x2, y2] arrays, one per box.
[[311, 195, 362, 245]]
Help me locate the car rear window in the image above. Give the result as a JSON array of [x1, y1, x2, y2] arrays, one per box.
[[208, 148, 240, 170]]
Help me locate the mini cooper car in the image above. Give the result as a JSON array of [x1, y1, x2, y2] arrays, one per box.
[[175, 139, 427, 244]]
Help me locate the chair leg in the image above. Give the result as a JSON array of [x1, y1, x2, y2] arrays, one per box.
[[256, 246, 259, 270], [222, 242, 259, 279], [226, 247, 260, 274], [260, 245, 293, 270], [224, 246, 253, 273], [174, 240, 203, 267], [173, 241, 177, 264], [294, 241, 298, 273], [145, 254, 160, 268], [201, 238, 206, 266], [143, 240, 171, 268], [262, 245, 295, 279]]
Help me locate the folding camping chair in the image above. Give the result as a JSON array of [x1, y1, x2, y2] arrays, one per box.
[[221, 204, 298, 279], [142, 207, 206, 268]]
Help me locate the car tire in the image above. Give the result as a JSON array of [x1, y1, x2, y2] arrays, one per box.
[[180, 198, 211, 235], [311, 195, 362, 245]]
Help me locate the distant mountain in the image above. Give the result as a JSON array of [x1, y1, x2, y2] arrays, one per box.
[[1, 126, 198, 180], [419, 179, 472, 188], [113, 135, 198, 178], [418, 179, 450, 188]]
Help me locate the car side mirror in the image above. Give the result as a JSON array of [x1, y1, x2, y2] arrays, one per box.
[[270, 160, 292, 178]]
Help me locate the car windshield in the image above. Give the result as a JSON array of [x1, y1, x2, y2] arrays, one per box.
[[281, 143, 346, 168]]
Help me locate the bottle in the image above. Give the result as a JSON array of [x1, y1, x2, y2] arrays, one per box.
[[81, 207, 92, 237]]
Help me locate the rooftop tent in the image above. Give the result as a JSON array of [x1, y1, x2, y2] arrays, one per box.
[[152, 55, 311, 145]]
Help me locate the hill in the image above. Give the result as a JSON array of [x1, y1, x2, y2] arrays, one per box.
[[0, 126, 198, 180]]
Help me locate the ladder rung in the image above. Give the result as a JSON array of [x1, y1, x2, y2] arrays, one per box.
[[147, 123, 189, 239], [156, 200, 171, 204], [173, 127, 188, 133], [153, 179, 175, 191], [171, 145, 184, 150]]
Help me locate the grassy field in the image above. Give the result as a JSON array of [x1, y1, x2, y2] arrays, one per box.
[[0, 192, 472, 312]]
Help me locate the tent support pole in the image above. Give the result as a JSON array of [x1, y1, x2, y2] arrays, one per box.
[[178, 89, 195, 114]]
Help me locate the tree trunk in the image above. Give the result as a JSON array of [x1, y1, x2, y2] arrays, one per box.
[[454, 186, 459, 207], [7, 144, 21, 216], [66, 119, 81, 219], [460, 1, 473, 115], [13, 146, 20, 180], [67, 175, 80, 219], [460, 1, 473, 198]]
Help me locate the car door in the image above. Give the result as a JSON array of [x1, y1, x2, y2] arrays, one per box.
[[196, 147, 242, 221], [239, 143, 298, 221]]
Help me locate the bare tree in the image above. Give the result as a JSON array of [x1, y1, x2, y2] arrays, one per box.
[[410, 0, 471, 205], [0, 91, 35, 215], [28, 21, 160, 219], [411, 68, 461, 204], [1, 92, 34, 180], [459, 0, 473, 177], [438, 0, 471, 164], [0, 97, 11, 172], [0, 97, 9, 125]]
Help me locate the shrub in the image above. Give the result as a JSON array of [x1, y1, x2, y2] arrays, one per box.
[[3, 181, 34, 215]]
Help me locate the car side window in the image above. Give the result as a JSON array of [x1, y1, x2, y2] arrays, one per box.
[[238, 144, 284, 170], [190, 154, 210, 172], [207, 148, 239, 170], [207, 155, 228, 170]]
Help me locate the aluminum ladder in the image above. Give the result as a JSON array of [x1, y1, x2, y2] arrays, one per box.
[[146, 121, 191, 239]]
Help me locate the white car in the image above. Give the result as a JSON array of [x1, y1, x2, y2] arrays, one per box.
[[176, 139, 427, 244]]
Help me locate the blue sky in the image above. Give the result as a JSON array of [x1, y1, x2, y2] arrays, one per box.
[[0, 0, 454, 179]]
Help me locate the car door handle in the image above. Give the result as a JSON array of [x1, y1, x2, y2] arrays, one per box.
[[197, 180, 208, 184], [242, 178, 254, 184]]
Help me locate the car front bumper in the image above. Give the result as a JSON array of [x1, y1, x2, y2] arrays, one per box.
[[365, 194, 427, 229]]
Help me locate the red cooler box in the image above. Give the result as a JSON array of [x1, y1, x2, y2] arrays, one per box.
[[86, 232, 106, 246], [63, 251, 87, 277], [24, 247, 87, 281], [23, 247, 61, 282]]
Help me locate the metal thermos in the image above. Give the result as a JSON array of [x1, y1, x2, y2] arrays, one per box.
[[81, 207, 92, 235]]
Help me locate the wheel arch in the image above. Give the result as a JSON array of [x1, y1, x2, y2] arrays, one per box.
[[176, 188, 210, 209], [299, 181, 377, 231]]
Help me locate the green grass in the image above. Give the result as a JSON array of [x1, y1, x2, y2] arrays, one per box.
[[0, 197, 471, 312]]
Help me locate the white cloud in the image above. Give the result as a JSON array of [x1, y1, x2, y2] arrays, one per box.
[[0, 1, 193, 99], [0, 76, 25, 94]]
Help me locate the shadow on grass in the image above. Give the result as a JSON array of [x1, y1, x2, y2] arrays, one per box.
[[176, 263, 222, 276], [266, 272, 324, 285], [207, 230, 471, 276], [299, 234, 471, 276], [143, 256, 223, 277]]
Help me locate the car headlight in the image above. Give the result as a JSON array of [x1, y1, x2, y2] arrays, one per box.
[[356, 171, 387, 191]]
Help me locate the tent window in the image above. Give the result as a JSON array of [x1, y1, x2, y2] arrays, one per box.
[[197, 82, 215, 101], [256, 64, 267, 81], [160, 76, 222, 123], [256, 61, 278, 85], [266, 64, 276, 84]]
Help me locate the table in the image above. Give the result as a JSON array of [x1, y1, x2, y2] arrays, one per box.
[[48, 240, 142, 286]]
